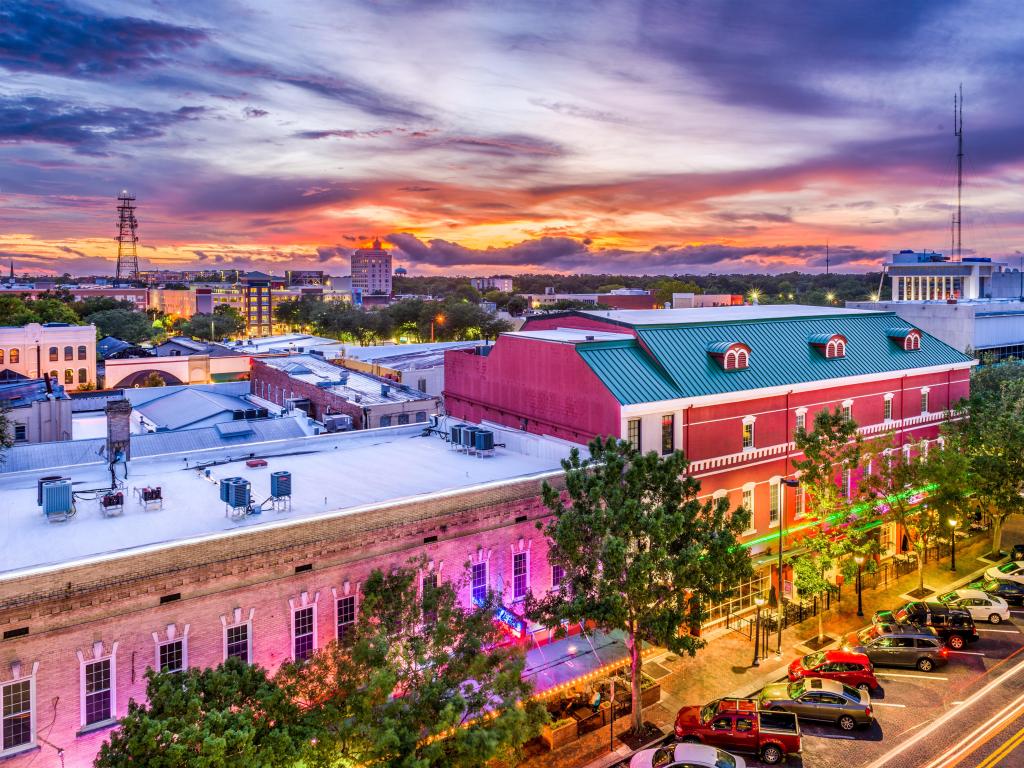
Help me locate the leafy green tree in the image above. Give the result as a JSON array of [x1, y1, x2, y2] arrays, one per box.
[[26, 297, 81, 324], [791, 407, 865, 641], [506, 295, 528, 316], [529, 437, 751, 734], [651, 278, 701, 306], [74, 297, 138, 317], [86, 309, 154, 344], [181, 306, 245, 340], [0, 407, 14, 462], [0, 296, 39, 326], [288, 564, 544, 768], [142, 372, 167, 388], [94, 658, 311, 768]]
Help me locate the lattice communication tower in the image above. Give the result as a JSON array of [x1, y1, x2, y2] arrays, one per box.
[[115, 190, 139, 281]]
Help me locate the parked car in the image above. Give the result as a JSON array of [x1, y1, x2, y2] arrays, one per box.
[[974, 578, 1024, 606], [872, 601, 979, 649], [1012, 544, 1024, 562], [937, 588, 1011, 624], [757, 678, 872, 732], [674, 697, 801, 765], [844, 625, 949, 671], [984, 561, 1024, 585], [629, 743, 746, 768], [787, 649, 879, 692]]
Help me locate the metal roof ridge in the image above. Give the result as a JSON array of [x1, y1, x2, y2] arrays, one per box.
[[631, 310, 899, 331]]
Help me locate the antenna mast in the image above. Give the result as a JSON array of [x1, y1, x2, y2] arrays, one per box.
[[115, 191, 140, 281], [825, 240, 830, 275], [954, 84, 964, 260]]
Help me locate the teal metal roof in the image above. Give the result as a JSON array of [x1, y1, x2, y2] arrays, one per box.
[[886, 327, 915, 338], [705, 340, 739, 354], [807, 332, 841, 345], [576, 311, 972, 405]]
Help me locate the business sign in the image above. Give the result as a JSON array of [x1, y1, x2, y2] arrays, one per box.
[[494, 606, 524, 638]]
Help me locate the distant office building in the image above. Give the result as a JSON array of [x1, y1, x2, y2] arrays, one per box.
[[847, 250, 1024, 359], [0, 284, 148, 309], [523, 288, 659, 311], [0, 377, 72, 444], [351, 239, 393, 296], [242, 272, 274, 337], [471, 277, 513, 293], [0, 323, 97, 391], [285, 270, 325, 286], [672, 293, 745, 308]]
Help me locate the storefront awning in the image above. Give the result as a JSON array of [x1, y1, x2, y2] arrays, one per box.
[[524, 629, 629, 695]]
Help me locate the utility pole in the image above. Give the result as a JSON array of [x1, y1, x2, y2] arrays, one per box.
[[954, 84, 964, 261]]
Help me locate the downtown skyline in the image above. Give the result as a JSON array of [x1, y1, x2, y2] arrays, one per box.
[[2, 0, 1024, 277]]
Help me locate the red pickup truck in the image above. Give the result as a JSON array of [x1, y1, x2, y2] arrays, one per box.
[[674, 697, 802, 765]]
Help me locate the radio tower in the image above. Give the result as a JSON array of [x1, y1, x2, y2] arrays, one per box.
[[115, 190, 139, 281]]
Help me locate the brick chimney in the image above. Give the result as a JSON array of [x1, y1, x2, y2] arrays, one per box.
[[106, 398, 132, 463]]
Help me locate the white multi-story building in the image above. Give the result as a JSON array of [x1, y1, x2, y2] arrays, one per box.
[[351, 239, 393, 297], [470, 277, 513, 293], [0, 323, 97, 391]]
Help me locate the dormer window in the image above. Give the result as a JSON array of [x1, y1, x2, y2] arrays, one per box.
[[707, 341, 751, 371], [888, 327, 921, 351], [809, 333, 847, 359]]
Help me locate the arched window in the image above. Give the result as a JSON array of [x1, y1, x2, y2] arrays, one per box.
[[0, 349, 4, 364], [736, 349, 749, 368], [77, 345, 87, 360], [905, 334, 921, 350], [826, 340, 837, 358], [48, 346, 58, 362], [835, 339, 846, 357], [63, 346, 73, 361], [78, 368, 88, 384], [724, 350, 737, 370], [9, 349, 18, 363], [49, 370, 58, 381], [64, 369, 74, 384]]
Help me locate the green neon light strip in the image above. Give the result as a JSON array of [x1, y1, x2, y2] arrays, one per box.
[[737, 482, 939, 550]]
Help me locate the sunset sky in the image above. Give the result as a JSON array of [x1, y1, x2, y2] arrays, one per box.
[[2, 0, 1024, 277]]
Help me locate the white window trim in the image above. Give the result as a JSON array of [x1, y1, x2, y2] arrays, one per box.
[[768, 477, 781, 528], [841, 467, 852, 499], [883, 392, 894, 422], [0, 661, 39, 758], [793, 484, 805, 520], [510, 538, 532, 602], [741, 483, 756, 535], [77, 641, 118, 730], [152, 624, 190, 673], [794, 406, 808, 432], [470, 547, 492, 606], [921, 387, 931, 414], [288, 591, 320, 662], [331, 581, 360, 642], [221, 608, 255, 664], [742, 415, 756, 451]]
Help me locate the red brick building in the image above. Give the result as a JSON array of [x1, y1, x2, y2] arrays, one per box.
[[445, 306, 975, 622]]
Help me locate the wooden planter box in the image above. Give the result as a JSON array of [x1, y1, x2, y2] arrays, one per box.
[[542, 718, 578, 750], [641, 682, 661, 708]]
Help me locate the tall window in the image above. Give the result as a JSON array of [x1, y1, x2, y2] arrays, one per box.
[[471, 562, 487, 606], [742, 488, 754, 516], [337, 595, 357, 641], [883, 397, 893, 421], [83, 658, 112, 726], [795, 411, 806, 433], [77, 345, 87, 360], [8, 349, 17, 364], [78, 368, 87, 384], [420, 574, 437, 625], [64, 369, 74, 384], [842, 403, 852, 421], [0, 350, 3, 364], [921, 390, 930, 414], [2, 679, 32, 752], [742, 420, 754, 449], [513, 552, 528, 600], [293, 607, 315, 662], [551, 564, 564, 590], [769, 482, 780, 526], [794, 486, 805, 518], [225, 624, 250, 663], [158, 640, 184, 673], [627, 419, 641, 451], [48, 347, 57, 362], [63, 346, 73, 361], [841, 468, 852, 499], [661, 414, 675, 455]]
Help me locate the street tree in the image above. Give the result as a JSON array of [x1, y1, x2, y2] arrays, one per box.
[[86, 308, 154, 343], [288, 563, 544, 768], [790, 407, 866, 641], [529, 437, 751, 735], [95, 658, 311, 768], [142, 372, 167, 388]]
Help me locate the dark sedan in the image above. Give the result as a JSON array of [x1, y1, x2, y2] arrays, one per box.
[[973, 578, 1024, 607], [757, 678, 872, 731]]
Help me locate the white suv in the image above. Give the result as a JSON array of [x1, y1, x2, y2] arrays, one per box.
[[938, 588, 1011, 624], [985, 562, 1024, 585]]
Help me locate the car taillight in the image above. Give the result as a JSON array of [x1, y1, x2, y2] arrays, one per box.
[[941, 648, 949, 656], [865, 707, 872, 717]]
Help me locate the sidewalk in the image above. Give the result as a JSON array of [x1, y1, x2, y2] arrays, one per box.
[[516, 523, 1020, 768]]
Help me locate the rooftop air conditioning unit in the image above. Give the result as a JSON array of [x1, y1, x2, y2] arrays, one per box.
[[42, 478, 74, 520]]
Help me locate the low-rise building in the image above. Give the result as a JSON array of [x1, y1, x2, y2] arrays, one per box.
[[523, 288, 660, 311], [125, 383, 269, 433], [251, 353, 439, 428], [471, 277, 514, 293], [0, 377, 72, 443], [0, 322, 97, 391], [338, 340, 482, 395], [672, 292, 744, 308]]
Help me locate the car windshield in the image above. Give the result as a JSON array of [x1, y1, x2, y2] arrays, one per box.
[[651, 746, 677, 768], [841, 683, 861, 699], [802, 651, 827, 668], [715, 750, 738, 768], [787, 681, 806, 698], [938, 591, 958, 603], [699, 702, 717, 723], [858, 627, 879, 643], [998, 563, 1018, 574]]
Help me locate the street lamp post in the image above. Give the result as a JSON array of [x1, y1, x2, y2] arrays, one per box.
[[780, 478, 801, 656], [752, 596, 766, 667], [430, 313, 445, 342], [949, 517, 958, 571], [854, 554, 865, 617]]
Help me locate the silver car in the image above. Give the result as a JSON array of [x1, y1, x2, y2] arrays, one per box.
[[938, 588, 1011, 624], [757, 677, 872, 731], [629, 743, 745, 768]]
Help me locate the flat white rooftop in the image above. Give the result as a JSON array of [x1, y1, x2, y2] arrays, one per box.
[[0, 423, 572, 579], [503, 328, 634, 344], [579, 304, 883, 325]]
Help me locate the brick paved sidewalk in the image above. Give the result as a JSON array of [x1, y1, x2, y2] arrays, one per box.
[[515, 523, 1020, 768]]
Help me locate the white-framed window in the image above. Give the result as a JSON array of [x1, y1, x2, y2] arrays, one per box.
[[741, 485, 755, 534], [921, 388, 930, 414], [513, 552, 528, 600], [842, 399, 853, 421], [883, 394, 894, 422], [82, 656, 114, 727], [337, 594, 357, 641], [794, 408, 807, 433], [471, 561, 488, 606], [293, 606, 316, 662], [157, 639, 184, 673], [1, 672, 35, 755], [551, 564, 565, 590], [794, 485, 805, 519], [841, 468, 852, 499], [661, 414, 675, 455], [742, 417, 755, 450], [626, 419, 641, 451], [769, 481, 781, 527], [225, 623, 251, 663]]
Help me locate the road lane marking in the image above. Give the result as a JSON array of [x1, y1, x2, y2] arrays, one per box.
[[861, 653, 1024, 768], [876, 672, 949, 680], [978, 725, 1024, 768], [872, 702, 907, 708], [921, 689, 1024, 768]]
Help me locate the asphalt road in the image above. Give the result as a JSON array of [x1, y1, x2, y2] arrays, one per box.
[[623, 607, 1024, 768]]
